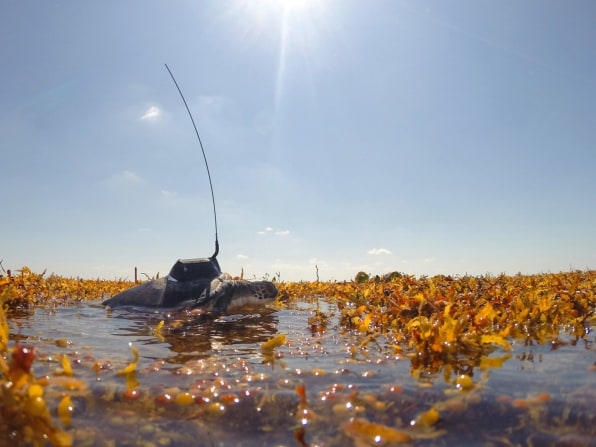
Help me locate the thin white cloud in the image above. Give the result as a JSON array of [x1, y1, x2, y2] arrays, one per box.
[[236, 254, 249, 260], [258, 227, 273, 235], [160, 189, 177, 199], [105, 169, 146, 189], [368, 248, 392, 256], [258, 227, 290, 236], [122, 170, 144, 184], [197, 96, 235, 118], [140, 106, 160, 121]]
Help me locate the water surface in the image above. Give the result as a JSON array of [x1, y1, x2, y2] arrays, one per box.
[[8, 298, 596, 446]]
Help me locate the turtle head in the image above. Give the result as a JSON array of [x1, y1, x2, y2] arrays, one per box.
[[249, 280, 279, 303], [204, 279, 279, 312]]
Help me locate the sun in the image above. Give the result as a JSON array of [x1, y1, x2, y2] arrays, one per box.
[[228, 0, 333, 111], [263, 0, 318, 13], [237, 0, 325, 23]]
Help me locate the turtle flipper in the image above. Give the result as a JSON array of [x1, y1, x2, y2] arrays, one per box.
[[200, 277, 233, 312]]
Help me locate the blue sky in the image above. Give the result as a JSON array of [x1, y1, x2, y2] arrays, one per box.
[[1, 0, 595, 281]]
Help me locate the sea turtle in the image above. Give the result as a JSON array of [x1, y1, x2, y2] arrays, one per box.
[[104, 68, 279, 311], [102, 257, 278, 311]]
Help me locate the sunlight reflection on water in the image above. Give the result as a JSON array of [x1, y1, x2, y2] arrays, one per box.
[[8, 299, 596, 446]]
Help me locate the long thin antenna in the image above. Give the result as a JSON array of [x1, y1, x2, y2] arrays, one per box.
[[164, 63, 219, 259]]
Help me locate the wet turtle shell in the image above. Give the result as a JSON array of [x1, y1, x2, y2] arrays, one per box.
[[102, 258, 278, 310]]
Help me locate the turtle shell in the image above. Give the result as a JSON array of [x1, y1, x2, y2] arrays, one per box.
[[102, 257, 221, 309], [102, 257, 279, 310]]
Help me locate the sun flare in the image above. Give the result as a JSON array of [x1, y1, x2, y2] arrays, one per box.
[[263, 0, 318, 12], [236, 0, 327, 27], [228, 0, 334, 117]]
